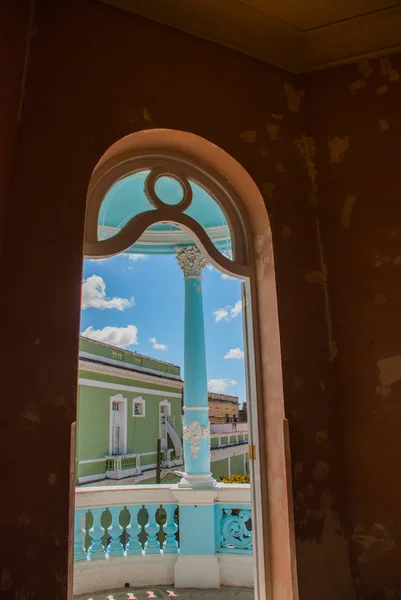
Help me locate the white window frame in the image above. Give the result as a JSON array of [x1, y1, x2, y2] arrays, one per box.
[[132, 396, 146, 417], [109, 393, 127, 455]]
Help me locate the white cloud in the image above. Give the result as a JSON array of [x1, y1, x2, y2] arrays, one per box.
[[82, 275, 134, 310], [212, 299, 242, 322], [213, 308, 229, 322], [82, 325, 138, 348], [206, 264, 236, 280], [230, 300, 243, 318], [149, 337, 168, 351], [128, 254, 147, 261], [224, 348, 244, 360], [208, 378, 238, 394]]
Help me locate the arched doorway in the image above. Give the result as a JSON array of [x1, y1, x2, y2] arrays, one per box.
[[82, 129, 298, 600]]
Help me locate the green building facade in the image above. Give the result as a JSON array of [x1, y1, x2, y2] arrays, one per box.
[[76, 337, 249, 485], [76, 337, 184, 484]]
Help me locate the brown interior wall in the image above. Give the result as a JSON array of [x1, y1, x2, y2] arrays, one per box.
[[1, 1, 398, 599], [0, 0, 29, 251], [306, 57, 401, 600]]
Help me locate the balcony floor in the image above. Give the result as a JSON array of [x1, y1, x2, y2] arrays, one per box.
[[74, 586, 254, 599]]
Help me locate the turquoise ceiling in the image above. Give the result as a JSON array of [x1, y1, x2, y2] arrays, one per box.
[[98, 170, 232, 256]]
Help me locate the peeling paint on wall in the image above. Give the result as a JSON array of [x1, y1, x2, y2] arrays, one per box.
[[284, 83, 305, 112], [376, 384, 390, 398], [258, 145, 269, 157], [316, 430, 328, 444], [275, 158, 284, 172], [379, 119, 389, 130], [329, 136, 351, 163], [240, 130, 256, 143], [357, 59, 373, 77], [296, 490, 355, 599], [373, 293, 387, 304], [313, 460, 330, 481], [377, 355, 401, 386], [380, 57, 400, 82], [19, 513, 31, 526], [271, 113, 283, 121], [294, 462, 303, 482], [263, 181, 275, 200], [376, 85, 388, 95], [20, 411, 40, 423], [352, 522, 395, 560], [142, 108, 152, 121], [375, 254, 391, 267], [341, 195, 357, 229], [305, 270, 323, 284], [294, 135, 317, 205], [267, 123, 280, 140], [315, 219, 338, 361], [350, 80, 366, 94]]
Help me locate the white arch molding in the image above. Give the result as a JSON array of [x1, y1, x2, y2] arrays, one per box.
[[83, 129, 298, 600]]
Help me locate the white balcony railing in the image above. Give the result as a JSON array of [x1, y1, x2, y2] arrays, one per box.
[[210, 423, 248, 434], [74, 483, 253, 595]]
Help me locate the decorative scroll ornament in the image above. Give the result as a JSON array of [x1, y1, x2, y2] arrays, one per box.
[[183, 420, 210, 458], [221, 508, 253, 550], [175, 247, 207, 280]]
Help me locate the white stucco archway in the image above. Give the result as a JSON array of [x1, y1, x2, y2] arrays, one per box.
[[83, 129, 298, 600]]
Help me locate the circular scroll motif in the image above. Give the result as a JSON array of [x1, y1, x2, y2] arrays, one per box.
[[145, 168, 192, 211]]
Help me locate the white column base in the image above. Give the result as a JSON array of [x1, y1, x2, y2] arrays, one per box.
[[176, 471, 217, 489], [174, 555, 220, 588]]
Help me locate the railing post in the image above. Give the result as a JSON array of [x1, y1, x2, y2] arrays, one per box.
[[74, 509, 87, 562], [163, 504, 178, 554], [172, 489, 220, 588], [107, 506, 124, 557], [145, 504, 161, 554], [126, 505, 142, 555], [88, 508, 106, 560]]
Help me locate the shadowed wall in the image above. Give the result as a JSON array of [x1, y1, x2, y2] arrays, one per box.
[[0, 1, 399, 599]]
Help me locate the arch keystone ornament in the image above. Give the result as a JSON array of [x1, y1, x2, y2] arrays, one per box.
[[84, 129, 299, 600]]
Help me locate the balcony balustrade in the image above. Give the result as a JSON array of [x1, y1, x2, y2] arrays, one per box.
[[74, 484, 253, 596]]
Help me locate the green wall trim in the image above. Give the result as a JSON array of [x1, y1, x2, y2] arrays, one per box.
[[80, 337, 180, 376], [79, 369, 182, 394]]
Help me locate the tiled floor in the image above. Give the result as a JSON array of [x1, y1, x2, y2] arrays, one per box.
[[74, 587, 254, 599]]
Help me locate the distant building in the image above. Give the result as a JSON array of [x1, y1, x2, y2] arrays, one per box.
[[76, 336, 184, 485], [76, 337, 249, 485], [208, 392, 239, 423], [238, 401, 248, 423]]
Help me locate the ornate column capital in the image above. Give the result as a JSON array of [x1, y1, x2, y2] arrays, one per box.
[[175, 246, 207, 279]]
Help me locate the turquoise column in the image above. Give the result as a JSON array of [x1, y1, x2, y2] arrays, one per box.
[[176, 247, 215, 488]]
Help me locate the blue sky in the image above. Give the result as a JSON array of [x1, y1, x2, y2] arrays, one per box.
[[80, 252, 246, 406]]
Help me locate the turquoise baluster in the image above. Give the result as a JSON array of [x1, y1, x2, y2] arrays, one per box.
[[145, 504, 161, 554], [107, 506, 124, 557], [163, 504, 178, 554], [126, 505, 142, 555], [88, 507, 106, 560], [74, 509, 87, 562]]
